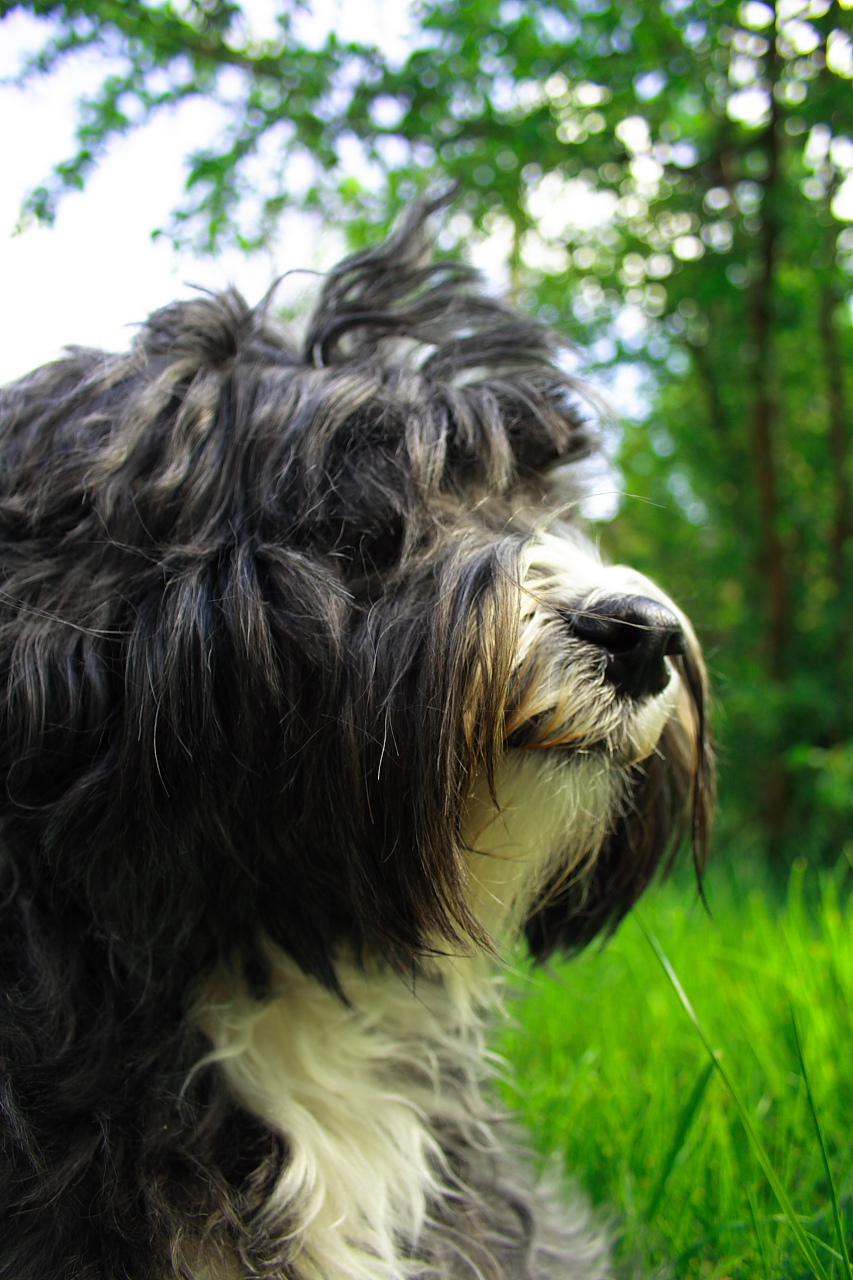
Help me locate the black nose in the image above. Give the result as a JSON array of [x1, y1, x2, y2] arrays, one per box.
[[566, 595, 687, 700]]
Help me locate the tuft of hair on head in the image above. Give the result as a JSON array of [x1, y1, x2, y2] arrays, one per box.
[[300, 194, 596, 488]]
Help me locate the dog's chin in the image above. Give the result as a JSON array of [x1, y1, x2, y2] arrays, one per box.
[[462, 665, 696, 952], [618, 663, 685, 765]]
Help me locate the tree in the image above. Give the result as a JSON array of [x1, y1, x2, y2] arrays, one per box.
[[4, 0, 853, 860]]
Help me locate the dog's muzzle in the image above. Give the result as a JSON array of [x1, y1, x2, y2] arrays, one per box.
[[564, 595, 687, 700]]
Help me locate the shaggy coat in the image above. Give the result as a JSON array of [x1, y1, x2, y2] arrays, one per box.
[[0, 206, 711, 1280]]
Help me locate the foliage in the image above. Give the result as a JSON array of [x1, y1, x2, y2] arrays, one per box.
[[3, 0, 853, 860], [499, 857, 853, 1277]]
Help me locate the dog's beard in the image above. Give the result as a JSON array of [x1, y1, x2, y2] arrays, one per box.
[[461, 533, 711, 957], [464, 685, 704, 957], [521, 691, 706, 960]]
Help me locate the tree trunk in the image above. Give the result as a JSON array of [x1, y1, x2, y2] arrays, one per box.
[[749, 18, 791, 847], [748, 94, 788, 686], [692, 339, 731, 443], [819, 284, 851, 592]]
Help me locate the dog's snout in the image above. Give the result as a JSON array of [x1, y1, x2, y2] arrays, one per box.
[[567, 595, 687, 700]]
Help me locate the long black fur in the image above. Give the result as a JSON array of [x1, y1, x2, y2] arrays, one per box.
[[0, 205, 709, 1279]]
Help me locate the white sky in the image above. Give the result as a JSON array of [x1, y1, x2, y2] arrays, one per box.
[[0, 3, 414, 384]]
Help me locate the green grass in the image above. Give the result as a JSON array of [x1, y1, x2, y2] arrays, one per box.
[[498, 857, 853, 1278]]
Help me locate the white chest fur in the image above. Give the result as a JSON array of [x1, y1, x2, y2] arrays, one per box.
[[195, 953, 496, 1280]]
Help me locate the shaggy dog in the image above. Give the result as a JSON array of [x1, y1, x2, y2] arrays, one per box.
[[0, 205, 711, 1280]]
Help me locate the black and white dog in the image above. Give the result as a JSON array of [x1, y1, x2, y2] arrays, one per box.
[[0, 205, 711, 1280]]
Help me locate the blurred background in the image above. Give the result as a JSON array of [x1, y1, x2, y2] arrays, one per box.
[[3, 0, 852, 880]]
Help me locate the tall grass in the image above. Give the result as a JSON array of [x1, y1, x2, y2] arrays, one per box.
[[498, 857, 853, 1278]]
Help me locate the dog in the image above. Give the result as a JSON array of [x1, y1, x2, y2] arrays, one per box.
[[0, 202, 711, 1280]]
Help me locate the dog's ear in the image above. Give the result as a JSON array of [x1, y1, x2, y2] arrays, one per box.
[[334, 537, 523, 967]]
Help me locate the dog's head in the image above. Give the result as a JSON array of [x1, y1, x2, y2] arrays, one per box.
[[0, 206, 711, 991]]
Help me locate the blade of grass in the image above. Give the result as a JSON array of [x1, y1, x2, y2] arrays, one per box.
[[639, 921, 831, 1280], [792, 1007, 853, 1280], [746, 1183, 771, 1280], [806, 1232, 848, 1265], [645, 1059, 715, 1227]]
